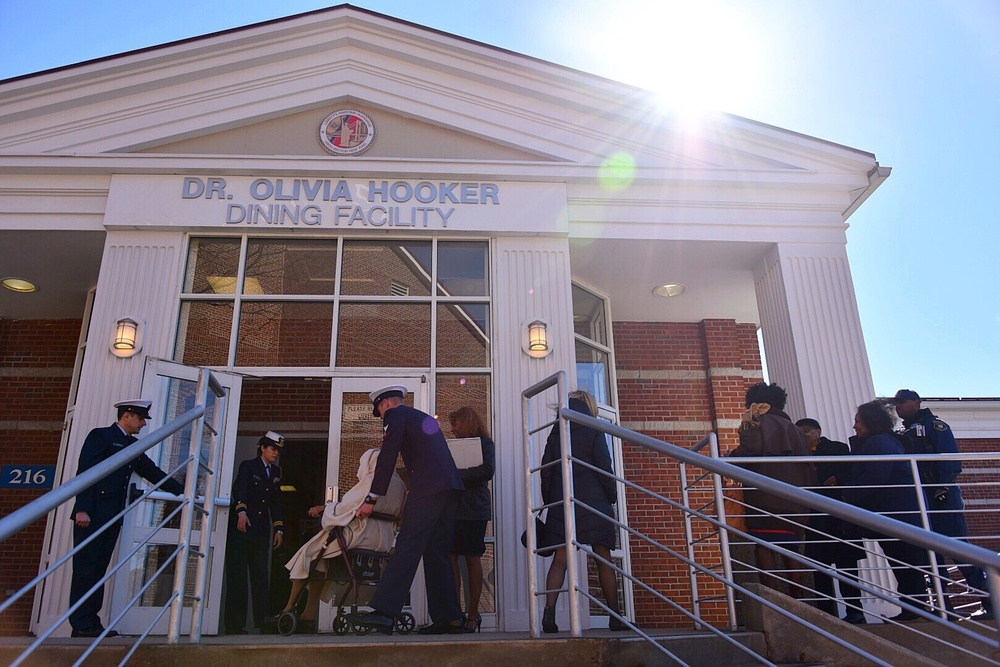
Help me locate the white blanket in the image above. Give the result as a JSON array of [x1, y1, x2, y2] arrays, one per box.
[[284, 448, 406, 587]]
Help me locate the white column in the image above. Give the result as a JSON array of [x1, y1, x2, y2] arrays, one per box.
[[493, 236, 576, 631], [37, 230, 186, 636], [754, 243, 875, 443]]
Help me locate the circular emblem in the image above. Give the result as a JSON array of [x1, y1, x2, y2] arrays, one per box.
[[319, 109, 375, 156]]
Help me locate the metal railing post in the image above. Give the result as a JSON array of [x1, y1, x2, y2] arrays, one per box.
[[167, 369, 211, 643], [554, 374, 583, 637], [708, 434, 738, 630], [523, 375, 540, 638], [910, 459, 947, 617], [190, 373, 226, 641]]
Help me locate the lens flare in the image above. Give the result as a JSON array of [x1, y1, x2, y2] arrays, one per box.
[[599, 152, 636, 191]]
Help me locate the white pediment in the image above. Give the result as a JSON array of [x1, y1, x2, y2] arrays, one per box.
[[0, 6, 877, 177]]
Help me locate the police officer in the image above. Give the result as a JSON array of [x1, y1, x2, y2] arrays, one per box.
[[894, 389, 992, 619], [225, 431, 285, 634], [347, 385, 465, 635], [69, 399, 184, 638]]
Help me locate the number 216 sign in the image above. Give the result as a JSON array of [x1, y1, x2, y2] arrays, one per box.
[[1, 465, 56, 489]]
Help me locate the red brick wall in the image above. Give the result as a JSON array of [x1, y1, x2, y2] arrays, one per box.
[[0, 319, 81, 636], [957, 438, 1000, 552], [614, 319, 761, 628]]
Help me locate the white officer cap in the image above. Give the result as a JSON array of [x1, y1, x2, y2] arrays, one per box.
[[114, 398, 153, 419], [260, 431, 284, 448], [369, 385, 407, 417]]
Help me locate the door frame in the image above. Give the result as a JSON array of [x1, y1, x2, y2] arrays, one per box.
[[322, 375, 429, 629]]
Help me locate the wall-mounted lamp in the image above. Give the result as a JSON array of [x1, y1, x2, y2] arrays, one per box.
[[528, 320, 548, 351], [110, 316, 144, 358], [522, 318, 552, 358]]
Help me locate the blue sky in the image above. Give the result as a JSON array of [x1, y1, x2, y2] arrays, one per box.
[[2, 0, 997, 398]]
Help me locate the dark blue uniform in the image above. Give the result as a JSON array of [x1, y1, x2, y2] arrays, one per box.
[[902, 408, 990, 613], [69, 424, 183, 634], [803, 436, 864, 616], [225, 457, 284, 633], [368, 403, 464, 623]]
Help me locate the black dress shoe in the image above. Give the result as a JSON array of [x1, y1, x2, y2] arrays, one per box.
[[71, 628, 118, 638], [417, 619, 465, 635], [347, 610, 394, 635]]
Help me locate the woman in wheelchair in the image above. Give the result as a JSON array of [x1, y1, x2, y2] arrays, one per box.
[[274, 448, 406, 634]]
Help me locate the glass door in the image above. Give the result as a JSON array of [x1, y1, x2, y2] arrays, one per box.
[[591, 405, 634, 628], [319, 376, 428, 630], [111, 358, 242, 635]]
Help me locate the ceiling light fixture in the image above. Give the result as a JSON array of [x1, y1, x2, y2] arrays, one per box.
[[2, 277, 37, 293], [653, 283, 687, 298]]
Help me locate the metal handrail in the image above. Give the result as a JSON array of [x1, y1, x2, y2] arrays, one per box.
[[0, 367, 227, 665], [522, 371, 1000, 665]]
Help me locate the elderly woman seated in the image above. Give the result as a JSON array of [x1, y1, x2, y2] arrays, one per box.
[[276, 448, 406, 633]]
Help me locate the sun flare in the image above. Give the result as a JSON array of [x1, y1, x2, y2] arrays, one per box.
[[572, 1, 767, 118]]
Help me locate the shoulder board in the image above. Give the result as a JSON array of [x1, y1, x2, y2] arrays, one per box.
[[933, 420, 949, 432]]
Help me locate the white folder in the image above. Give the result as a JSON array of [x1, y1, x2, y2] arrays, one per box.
[[447, 437, 484, 469]]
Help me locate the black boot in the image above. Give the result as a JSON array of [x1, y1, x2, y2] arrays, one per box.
[[542, 606, 558, 633]]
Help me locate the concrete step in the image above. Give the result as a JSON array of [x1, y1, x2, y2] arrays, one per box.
[[1, 629, 774, 667]]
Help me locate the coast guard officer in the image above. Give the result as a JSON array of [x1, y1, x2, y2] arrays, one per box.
[[895, 389, 993, 619], [348, 386, 465, 635], [69, 399, 184, 638], [225, 431, 286, 634]]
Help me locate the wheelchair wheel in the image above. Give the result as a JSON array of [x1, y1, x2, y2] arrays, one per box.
[[394, 611, 416, 635], [352, 621, 373, 635], [277, 611, 298, 636], [332, 614, 350, 635]]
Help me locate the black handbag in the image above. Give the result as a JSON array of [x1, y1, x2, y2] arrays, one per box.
[[520, 517, 554, 557]]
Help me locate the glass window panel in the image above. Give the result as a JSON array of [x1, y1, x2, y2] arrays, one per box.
[[436, 303, 490, 367], [572, 284, 608, 347], [131, 545, 206, 608], [436, 373, 492, 440], [135, 375, 223, 532], [341, 240, 432, 296], [174, 301, 233, 366], [244, 239, 338, 295], [437, 241, 489, 296], [183, 238, 242, 294], [575, 340, 611, 406], [236, 302, 333, 367], [336, 303, 430, 367]]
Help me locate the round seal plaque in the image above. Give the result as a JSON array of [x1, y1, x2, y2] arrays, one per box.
[[319, 109, 376, 156]]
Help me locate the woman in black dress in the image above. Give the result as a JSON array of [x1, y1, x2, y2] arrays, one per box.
[[540, 391, 623, 632], [448, 406, 496, 632]]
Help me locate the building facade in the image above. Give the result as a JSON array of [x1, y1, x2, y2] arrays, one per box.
[[0, 6, 914, 636]]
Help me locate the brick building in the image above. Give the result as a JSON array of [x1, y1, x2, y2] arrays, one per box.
[[6, 6, 987, 638]]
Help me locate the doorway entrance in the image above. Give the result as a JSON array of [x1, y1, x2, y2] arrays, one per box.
[[220, 375, 429, 633]]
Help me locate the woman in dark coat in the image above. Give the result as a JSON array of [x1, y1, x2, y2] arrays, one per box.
[[729, 382, 816, 598], [448, 406, 495, 633], [843, 400, 929, 622], [539, 391, 623, 632]]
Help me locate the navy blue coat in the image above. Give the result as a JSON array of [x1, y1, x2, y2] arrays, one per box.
[[456, 436, 495, 520], [843, 433, 922, 527], [71, 424, 184, 527], [371, 404, 463, 500], [231, 457, 285, 541], [902, 407, 961, 486], [540, 398, 617, 549]]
